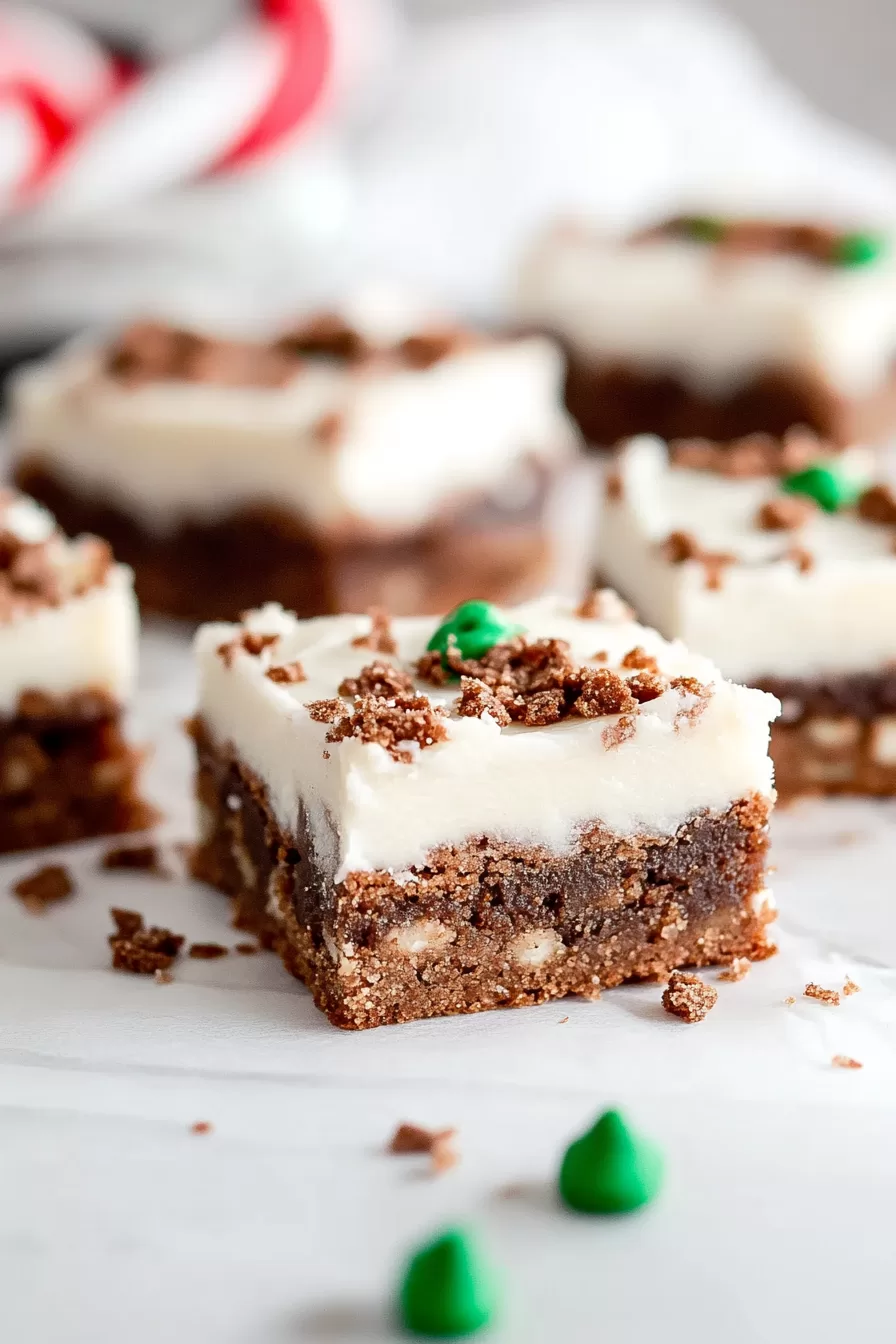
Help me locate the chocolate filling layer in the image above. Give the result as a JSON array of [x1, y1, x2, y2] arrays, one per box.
[[561, 354, 896, 448], [16, 459, 557, 624], [191, 719, 773, 1029]]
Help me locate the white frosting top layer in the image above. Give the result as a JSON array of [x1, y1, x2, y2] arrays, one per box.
[[0, 493, 138, 715], [599, 435, 896, 683], [194, 595, 777, 879], [9, 332, 577, 538], [515, 226, 896, 397]]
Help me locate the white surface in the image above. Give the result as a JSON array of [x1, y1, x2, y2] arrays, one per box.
[[599, 436, 896, 683], [3, 620, 896, 1344], [515, 224, 896, 398], [197, 597, 776, 879], [9, 334, 574, 535]]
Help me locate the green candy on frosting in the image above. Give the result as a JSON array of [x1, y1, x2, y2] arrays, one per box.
[[397, 1227, 498, 1338], [781, 462, 862, 513], [834, 231, 887, 268], [559, 1108, 664, 1215], [427, 600, 524, 667]]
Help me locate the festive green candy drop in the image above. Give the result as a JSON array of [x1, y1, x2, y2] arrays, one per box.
[[398, 1227, 498, 1338], [427, 600, 524, 666], [834, 231, 887, 268], [681, 215, 726, 243], [558, 1108, 664, 1215], [781, 463, 859, 513]]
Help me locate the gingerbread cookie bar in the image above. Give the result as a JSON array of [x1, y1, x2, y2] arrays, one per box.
[[8, 306, 579, 622], [191, 595, 777, 1029], [0, 489, 150, 853], [599, 434, 896, 798], [515, 217, 896, 446]]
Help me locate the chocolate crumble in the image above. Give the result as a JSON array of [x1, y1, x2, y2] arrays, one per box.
[[842, 977, 861, 996], [621, 646, 659, 672], [109, 907, 185, 974], [217, 631, 280, 667], [858, 483, 896, 525], [627, 670, 667, 703], [455, 677, 513, 726], [351, 607, 398, 655], [662, 969, 719, 1022], [190, 1120, 214, 1135], [266, 660, 307, 684], [338, 661, 414, 699], [189, 942, 229, 959], [101, 843, 166, 876], [388, 1121, 459, 1174], [310, 694, 449, 764], [12, 863, 74, 913], [756, 496, 816, 530], [671, 676, 714, 729], [804, 982, 840, 1006]]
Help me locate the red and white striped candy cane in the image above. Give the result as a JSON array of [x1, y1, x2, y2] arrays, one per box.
[[0, 0, 357, 219]]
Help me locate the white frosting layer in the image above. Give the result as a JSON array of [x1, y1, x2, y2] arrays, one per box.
[[194, 596, 777, 879], [599, 436, 896, 683], [9, 332, 577, 538], [515, 226, 896, 398], [0, 494, 138, 715]]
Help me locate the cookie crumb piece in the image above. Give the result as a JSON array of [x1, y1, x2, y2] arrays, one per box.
[[101, 844, 166, 876], [558, 1015, 569, 1024], [804, 982, 841, 1005], [831, 1055, 863, 1070], [266, 660, 306, 684], [719, 957, 751, 983], [190, 1121, 213, 1135], [784, 996, 796, 1005], [351, 607, 397, 655], [189, 942, 229, 960], [12, 863, 74, 913], [662, 969, 719, 1022], [756, 496, 816, 530], [154, 969, 174, 985], [388, 1122, 457, 1155], [109, 908, 184, 974], [235, 942, 260, 955], [842, 977, 861, 996]]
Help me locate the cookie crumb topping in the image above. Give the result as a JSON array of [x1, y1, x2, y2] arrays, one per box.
[[662, 969, 718, 1022], [308, 693, 449, 764]]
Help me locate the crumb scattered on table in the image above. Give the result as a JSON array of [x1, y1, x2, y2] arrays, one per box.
[[109, 907, 184, 974], [842, 977, 861, 997], [804, 982, 840, 1006], [234, 942, 260, 955], [12, 863, 74, 913], [101, 843, 167, 876], [719, 957, 751, 983], [388, 1122, 459, 1173], [832, 1055, 863, 1070], [188, 942, 229, 960], [190, 1121, 213, 1135], [784, 996, 796, 1005], [662, 969, 718, 1022], [154, 968, 174, 985]]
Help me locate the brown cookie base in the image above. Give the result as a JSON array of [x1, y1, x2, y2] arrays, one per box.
[[190, 719, 774, 1030], [1, 691, 155, 854], [562, 354, 896, 448], [14, 458, 557, 624]]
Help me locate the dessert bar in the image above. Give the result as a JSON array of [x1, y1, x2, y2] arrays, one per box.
[[516, 217, 896, 446], [0, 489, 150, 852], [191, 595, 777, 1028], [599, 433, 896, 797], [9, 309, 579, 622]]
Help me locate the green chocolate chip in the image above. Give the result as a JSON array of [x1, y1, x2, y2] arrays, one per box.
[[782, 463, 860, 513], [398, 1227, 498, 1338], [558, 1108, 664, 1215], [833, 231, 887, 268], [427, 600, 524, 666], [680, 215, 726, 243]]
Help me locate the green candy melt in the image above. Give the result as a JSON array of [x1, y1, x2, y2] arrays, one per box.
[[781, 463, 861, 513], [398, 1227, 498, 1338], [427, 600, 524, 666], [681, 215, 726, 243], [834, 231, 887, 268], [558, 1108, 664, 1215]]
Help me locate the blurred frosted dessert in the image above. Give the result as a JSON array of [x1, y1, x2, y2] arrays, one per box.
[[8, 308, 580, 622], [0, 489, 150, 852], [515, 217, 896, 448], [599, 432, 896, 797]]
